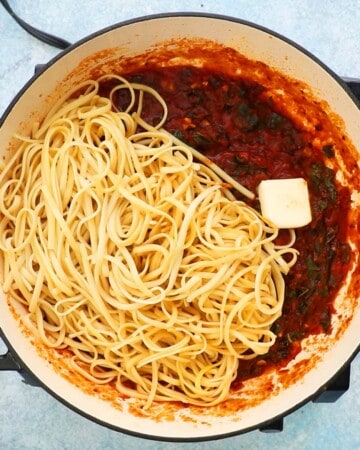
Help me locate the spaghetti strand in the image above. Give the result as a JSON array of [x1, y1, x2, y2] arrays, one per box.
[[0, 75, 298, 408]]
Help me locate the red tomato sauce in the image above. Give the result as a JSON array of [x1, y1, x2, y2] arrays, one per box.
[[99, 65, 352, 383]]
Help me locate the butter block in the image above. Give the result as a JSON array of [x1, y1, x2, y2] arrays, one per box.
[[258, 178, 312, 228]]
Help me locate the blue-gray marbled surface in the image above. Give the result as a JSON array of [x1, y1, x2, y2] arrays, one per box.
[[0, 1, 359, 449]]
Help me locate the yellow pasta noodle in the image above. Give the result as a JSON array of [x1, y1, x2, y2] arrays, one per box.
[[0, 75, 298, 408]]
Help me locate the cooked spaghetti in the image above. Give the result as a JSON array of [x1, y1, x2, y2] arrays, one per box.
[[0, 75, 298, 407]]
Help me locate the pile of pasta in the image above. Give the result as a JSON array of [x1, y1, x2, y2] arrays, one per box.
[[0, 75, 298, 407]]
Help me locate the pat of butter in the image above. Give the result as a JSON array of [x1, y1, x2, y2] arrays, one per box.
[[258, 178, 312, 228]]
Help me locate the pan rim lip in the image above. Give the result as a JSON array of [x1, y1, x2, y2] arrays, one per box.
[[0, 10, 359, 442]]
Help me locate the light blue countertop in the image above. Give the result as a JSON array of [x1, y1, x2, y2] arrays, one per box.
[[0, 1, 359, 449]]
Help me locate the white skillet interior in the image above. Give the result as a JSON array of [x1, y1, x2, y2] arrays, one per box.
[[0, 14, 359, 440]]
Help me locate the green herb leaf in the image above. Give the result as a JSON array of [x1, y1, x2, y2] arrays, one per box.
[[322, 144, 335, 158], [268, 112, 285, 129]]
